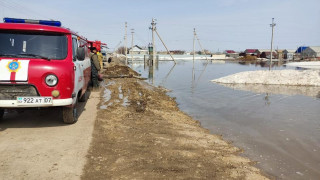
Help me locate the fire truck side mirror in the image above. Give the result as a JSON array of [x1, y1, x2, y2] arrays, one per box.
[[77, 47, 85, 61]]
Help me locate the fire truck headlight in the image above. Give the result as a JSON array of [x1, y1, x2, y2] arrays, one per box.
[[45, 74, 58, 87]]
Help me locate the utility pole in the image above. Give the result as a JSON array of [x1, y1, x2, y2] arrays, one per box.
[[193, 28, 196, 62], [124, 22, 128, 65], [151, 18, 156, 62], [150, 18, 175, 63], [270, 18, 276, 70], [131, 28, 134, 63], [194, 29, 208, 61], [192, 28, 196, 86]]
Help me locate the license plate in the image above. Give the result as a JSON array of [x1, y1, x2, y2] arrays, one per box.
[[17, 97, 53, 105]]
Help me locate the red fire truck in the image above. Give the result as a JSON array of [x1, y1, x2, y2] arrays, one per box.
[[87, 40, 107, 52], [0, 18, 91, 124]]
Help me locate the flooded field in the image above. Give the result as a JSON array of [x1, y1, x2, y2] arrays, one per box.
[[131, 60, 320, 180]]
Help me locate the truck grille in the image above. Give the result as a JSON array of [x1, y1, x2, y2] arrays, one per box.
[[0, 85, 39, 100]]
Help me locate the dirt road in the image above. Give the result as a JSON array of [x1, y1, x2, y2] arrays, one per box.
[[0, 91, 100, 180]]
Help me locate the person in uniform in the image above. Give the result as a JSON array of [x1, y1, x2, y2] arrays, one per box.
[[90, 47, 101, 88], [97, 50, 103, 73]]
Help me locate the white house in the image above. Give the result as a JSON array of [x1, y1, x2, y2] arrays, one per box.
[[283, 49, 295, 60], [128, 45, 148, 55]]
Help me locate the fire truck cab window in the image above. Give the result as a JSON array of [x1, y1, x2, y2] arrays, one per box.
[[0, 31, 67, 60], [72, 38, 78, 61]]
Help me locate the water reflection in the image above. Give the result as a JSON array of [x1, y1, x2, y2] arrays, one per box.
[[264, 93, 271, 105], [238, 60, 286, 68], [218, 83, 320, 99], [132, 60, 320, 179]]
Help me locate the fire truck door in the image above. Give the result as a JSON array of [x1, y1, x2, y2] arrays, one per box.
[[72, 37, 84, 104]]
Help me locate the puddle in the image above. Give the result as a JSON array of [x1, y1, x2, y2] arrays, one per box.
[[100, 105, 107, 110], [132, 60, 320, 179], [102, 81, 115, 103], [118, 85, 123, 99], [122, 96, 130, 107], [100, 102, 113, 110]]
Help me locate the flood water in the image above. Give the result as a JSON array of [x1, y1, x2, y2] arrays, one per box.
[[131, 59, 320, 180]]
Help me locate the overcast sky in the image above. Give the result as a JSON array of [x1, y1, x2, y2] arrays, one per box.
[[1, 0, 319, 52]]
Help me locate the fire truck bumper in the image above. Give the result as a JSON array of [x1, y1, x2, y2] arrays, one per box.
[[0, 98, 73, 108]]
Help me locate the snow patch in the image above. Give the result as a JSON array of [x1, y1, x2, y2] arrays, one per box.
[[211, 70, 320, 86], [286, 61, 320, 69]]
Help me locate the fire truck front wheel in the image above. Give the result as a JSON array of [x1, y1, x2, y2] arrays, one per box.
[[62, 103, 78, 124], [0, 108, 4, 120], [79, 90, 88, 102]]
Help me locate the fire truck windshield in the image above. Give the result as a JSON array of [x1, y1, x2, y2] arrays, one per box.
[[0, 31, 67, 60]]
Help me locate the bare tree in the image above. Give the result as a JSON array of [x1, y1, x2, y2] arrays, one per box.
[[203, 49, 211, 55], [116, 46, 126, 55]]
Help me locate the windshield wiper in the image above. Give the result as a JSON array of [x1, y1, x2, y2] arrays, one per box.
[[18, 53, 51, 61]]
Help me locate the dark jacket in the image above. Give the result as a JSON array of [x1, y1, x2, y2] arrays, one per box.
[[90, 53, 101, 71]]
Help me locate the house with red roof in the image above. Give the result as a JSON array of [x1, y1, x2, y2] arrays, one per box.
[[244, 49, 258, 56], [224, 50, 236, 54], [224, 50, 239, 58]]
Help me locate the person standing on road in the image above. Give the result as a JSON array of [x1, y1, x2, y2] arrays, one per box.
[[97, 50, 103, 73], [90, 47, 101, 88]]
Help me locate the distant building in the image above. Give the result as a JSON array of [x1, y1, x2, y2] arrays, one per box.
[[283, 49, 295, 60], [244, 49, 258, 56], [260, 51, 277, 59], [255, 49, 277, 59], [301, 46, 320, 58], [295, 46, 308, 53], [276, 49, 285, 60], [224, 50, 236, 54], [256, 49, 271, 57], [211, 54, 226, 59], [169, 50, 185, 55], [128, 45, 148, 55], [224, 50, 239, 58]]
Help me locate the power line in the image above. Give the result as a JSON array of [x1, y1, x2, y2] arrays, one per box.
[[2, 0, 52, 19]]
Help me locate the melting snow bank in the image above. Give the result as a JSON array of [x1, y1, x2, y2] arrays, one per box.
[[285, 61, 320, 69], [211, 70, 320, 86], [218, 84, 320, 98]]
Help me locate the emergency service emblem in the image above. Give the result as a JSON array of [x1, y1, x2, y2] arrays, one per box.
[[0, 59, 29, 81], [7, 60, 21, 72]]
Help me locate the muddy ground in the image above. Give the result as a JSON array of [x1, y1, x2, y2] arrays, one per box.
[[81, 60, 269, 179]]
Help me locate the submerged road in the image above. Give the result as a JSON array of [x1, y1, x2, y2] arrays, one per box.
[[0, 91, 99, 180]]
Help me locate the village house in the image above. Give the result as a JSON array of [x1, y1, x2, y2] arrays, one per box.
[[301, 46, 320, 59], [169, 50, 185, 55], [283, 49, 295, 60], [128, 45, 148, 55], [294, 46, 308, 59], [295, 46, 308, 53], [244, 49, 258, 56], [224, 50, 236, 54], [259, 51, 277, 59], [276, 50, 286, 60], [224, 50, 239, 58], [243, 49, 277, 58]]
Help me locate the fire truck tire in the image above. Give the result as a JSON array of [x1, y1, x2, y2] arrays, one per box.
[[79, 90, 88, 102], [62, 102, 78, 124], [0, 109, 4, 120]]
